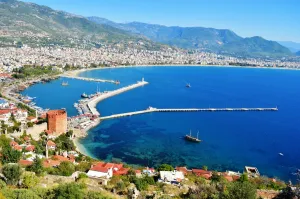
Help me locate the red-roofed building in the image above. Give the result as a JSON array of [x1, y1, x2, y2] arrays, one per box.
[[10, 140, 18, 147], [52, 155, 75, 163], [192, 169, 212, 179], [176, 167, 190, 175], [19, 159, 33, 167], [13, 145, 22, 152], [25, 145, 35, 152], [46, 140, 56, 150], [87, 162, 128, 179], [43, 159, 61, 168]]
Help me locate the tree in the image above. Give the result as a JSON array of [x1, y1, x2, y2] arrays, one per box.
[[75, 161, 91, 172], [54, 182, 85, 199], [210, 171, 222, 183], [22, 172, 39, 188], [238, 173, 249, 183], [203, 165, 208, 171], [157, 164, 174, 171], [57, 161, 75, 176], [55, 134, 75, 151], [224, 182, 257, 199], [1, 147, 22, 164], [84, 191, 107, 199], [186, 184, 219, 199], [2, 164, 23, 185], [27, 157, 44, 176]]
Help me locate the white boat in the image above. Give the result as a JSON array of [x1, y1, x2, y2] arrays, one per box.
[[278, 153, 284, 156]]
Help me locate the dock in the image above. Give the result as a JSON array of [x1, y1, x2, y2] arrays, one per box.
[[78, 79, 148, 116], [60, 75, 116, 84], [100, 107, 278, 120]]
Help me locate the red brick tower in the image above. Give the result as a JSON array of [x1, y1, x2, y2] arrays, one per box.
[[46, 110, 67, 135]]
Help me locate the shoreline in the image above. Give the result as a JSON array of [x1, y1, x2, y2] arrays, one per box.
[[68, 64, 300, 157], [69, 64, 300, 77]]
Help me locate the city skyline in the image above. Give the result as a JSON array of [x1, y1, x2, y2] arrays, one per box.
[[21, 0, 300, 43]]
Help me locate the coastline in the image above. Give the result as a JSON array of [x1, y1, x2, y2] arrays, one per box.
[[69, 64, 299, 157], [68, 64, 300, 79]]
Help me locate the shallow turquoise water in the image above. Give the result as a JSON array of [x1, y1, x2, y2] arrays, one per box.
[[23, 66, 300, 182]]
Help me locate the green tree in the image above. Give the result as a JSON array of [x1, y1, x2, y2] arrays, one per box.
[[223, 182, 257, 199], [1, 147, 22, 164], [54, 182, 85, 199], [157, 164, 174, 171], [55, 134, 75, 151], [238, 173, 249, 183], [22, 172, 39, 188], [210, 171, 222, 183], [57, 161, 75, 176], [27, 157, 44, 176], [75, 161, 91, 172], [186, 184, 219, 199], [2, 164, 23, 185], [203, 165, 208, 171]]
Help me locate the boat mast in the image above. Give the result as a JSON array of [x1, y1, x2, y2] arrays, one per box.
[[190, 130, 192, 136], [197, 131, 199, 139]]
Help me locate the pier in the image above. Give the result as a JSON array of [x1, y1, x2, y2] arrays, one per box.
[[100, 107, 278, 120], [60, 75, 116, 84], [77, 79, 148, 116]]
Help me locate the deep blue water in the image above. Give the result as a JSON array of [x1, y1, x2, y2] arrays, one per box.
[[22, 66, 300, 182]]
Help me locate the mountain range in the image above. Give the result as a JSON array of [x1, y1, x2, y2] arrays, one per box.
[[277, 41, 300, 53], [0, 0, 296, 58], [0, 0, 161, 50], [88, 17, 293, 58]]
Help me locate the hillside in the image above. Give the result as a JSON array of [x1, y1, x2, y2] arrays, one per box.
[[89, 17, 292, 58], [0, 0, 159, 49]]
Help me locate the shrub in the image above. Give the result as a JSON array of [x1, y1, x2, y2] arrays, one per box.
[[2, 164, 23, 185]]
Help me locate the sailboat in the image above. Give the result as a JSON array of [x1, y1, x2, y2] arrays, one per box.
[[185, 130, 201, 143]]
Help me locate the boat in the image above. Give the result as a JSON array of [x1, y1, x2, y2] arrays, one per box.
[[62, 81, 69, 86], [186, 83, 191, 88], [278, 153, 284, 156], [115, 80, 120, 85], [81, 93, 89, 98], [185, 130, 201, 143]]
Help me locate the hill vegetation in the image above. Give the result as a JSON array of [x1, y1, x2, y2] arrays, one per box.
[[89, 17, 293, 58], [0, 0, 161, 50]]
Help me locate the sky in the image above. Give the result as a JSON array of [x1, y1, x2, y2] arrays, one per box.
[[22, 0, 300, 42]]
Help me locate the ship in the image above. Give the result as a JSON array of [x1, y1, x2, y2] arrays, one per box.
[[81, 93, 89, 98], [115, 80, 120, 85], [186, 83, 191, 88], [62, 81, 69, 86], [185, 130, 201, 143]]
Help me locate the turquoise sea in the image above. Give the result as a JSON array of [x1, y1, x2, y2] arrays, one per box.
[[22, 66, 300, 182]]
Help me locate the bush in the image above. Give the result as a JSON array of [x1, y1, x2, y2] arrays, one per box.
[[22, 173, 39, 188], [2, 164, 23, 185], [0, 146, 22, 164], [54, 182, 85, 199], [57, 161, 75, 176], [75, 161, 91, 172], [0, 179, 6, 189], [157, 164, 174, 171], [223, 181, 257, 199], [27, 157, 44, 176]]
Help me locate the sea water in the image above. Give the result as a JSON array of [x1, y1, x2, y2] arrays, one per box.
[[22, 66, 300, 181]]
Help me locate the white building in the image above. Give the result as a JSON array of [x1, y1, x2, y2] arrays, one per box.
[[87, 167, 113, 179], [159, 170, 185, 184]]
